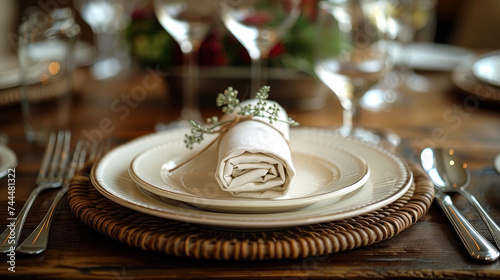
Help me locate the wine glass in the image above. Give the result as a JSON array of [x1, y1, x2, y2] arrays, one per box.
[[74, 0, 138, 80], [154, 0, 215, 125], [314, 0, 391, 141], [216, 0, 300, 98], [388, 0, 436, 92], [361, 0, 435, 112]]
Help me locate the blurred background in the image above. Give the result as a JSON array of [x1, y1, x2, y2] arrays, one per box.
[[5, 0, 500, 72], [2, 0, 500, 120], [4, 1, 499, 47]]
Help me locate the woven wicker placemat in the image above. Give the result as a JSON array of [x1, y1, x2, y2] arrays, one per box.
[[68, 163, 434, 261]]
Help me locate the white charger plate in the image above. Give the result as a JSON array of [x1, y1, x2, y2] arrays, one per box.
[[392, 43, 473, 71], [91, 127, 413, 229], [0, 145, 17, 179], [129, 137, 369, 213]]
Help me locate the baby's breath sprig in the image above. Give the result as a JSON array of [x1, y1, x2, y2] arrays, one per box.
[[184, 86, 299, 149]]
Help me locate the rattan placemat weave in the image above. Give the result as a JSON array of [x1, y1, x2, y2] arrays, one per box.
[[68, 163, 434, 261]]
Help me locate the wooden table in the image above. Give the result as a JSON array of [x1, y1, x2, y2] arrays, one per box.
[[1, 67, 500, 279]]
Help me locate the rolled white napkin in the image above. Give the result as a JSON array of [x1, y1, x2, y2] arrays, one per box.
[[215, 99, 296, 198]]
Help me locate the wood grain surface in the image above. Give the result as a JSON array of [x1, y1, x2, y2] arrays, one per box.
[[0, 67, 499, 279]]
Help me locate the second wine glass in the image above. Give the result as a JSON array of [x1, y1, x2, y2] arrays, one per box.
[[154, 0, 215, 124], [74, 0, 138, 80], [216, 0, 300, 98], [390, 0, 436, 92], [314, 0, 391, 142]]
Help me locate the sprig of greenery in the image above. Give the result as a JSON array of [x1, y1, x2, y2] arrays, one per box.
[[184, 86, 299, 149]]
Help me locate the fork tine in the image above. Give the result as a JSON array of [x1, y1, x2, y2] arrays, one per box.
[[36, 132, 57, 182], [64, 139, 88, 183], [88, 139, 111, 163], [46, 131, 63, 180], [76, 144, 88, 171], [57, 131, 72, 180], [100, 138, 112, 159], [88, 141, 99, 162], [47, 131, 70, 183]]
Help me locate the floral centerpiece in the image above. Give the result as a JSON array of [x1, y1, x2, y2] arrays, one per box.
[[125, 0, 328, 110]]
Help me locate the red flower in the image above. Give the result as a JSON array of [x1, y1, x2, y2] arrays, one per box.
[[131, 2, 155, 20], [199, 30, 228, 66], [242, 12, 272, 26], [301, 0, 319, 19], [269, 43, 286, 58]]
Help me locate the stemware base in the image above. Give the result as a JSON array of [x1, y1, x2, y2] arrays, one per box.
[[91, 54, 131, 80], [361, 70, 401, 112], [361, 88, 399, 112], [155, 120, 194, 132], [404, 72, 432, 93], [335, 126, 401, 150]]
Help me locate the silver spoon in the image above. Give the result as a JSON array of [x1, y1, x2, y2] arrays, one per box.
[[421, 147, 499, 261], [422, 147, 500, 248]]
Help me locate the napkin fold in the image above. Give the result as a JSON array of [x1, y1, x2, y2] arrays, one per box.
[[215, 99, 296, 198]]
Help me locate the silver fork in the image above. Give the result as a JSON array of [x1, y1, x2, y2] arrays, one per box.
[[0, 130, 70, 253], [16, 139, 110, 254]]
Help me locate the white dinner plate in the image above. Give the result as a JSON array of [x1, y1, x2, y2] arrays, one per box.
[[472, 52, 500, 87], [0, 57, 46, 89], [129, 137, 369, 213], [91, 127, 413, 229], [392, 43, 473, 71], [494, 153, 500, 174], [0, 55, 19, 89], [0, 145, 17, 179], [0, 41, 93, 90]]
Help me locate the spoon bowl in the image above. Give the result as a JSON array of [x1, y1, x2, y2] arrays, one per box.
[[421, 147, 470, 192], [421, 147, 500, 249]]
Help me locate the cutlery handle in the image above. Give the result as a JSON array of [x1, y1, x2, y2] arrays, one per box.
[[435, 193, 499, 261], [460, 189, 500, 249], [0, 186, 44, 253], [16, 187, 67, 254]]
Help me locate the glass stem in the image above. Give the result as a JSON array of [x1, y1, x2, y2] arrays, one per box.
[[399, 37, 413, 83], [249, 49, 269, 99], [92, 31, 130, 79], [250, 55, 261, 99], [261, 55, 268, 93], [94, 33, 107, 59], [397, 13, 416, 85], [342, 99, 361, 134], [95, 32, 119, 59], [180, 49, 202, 121]]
